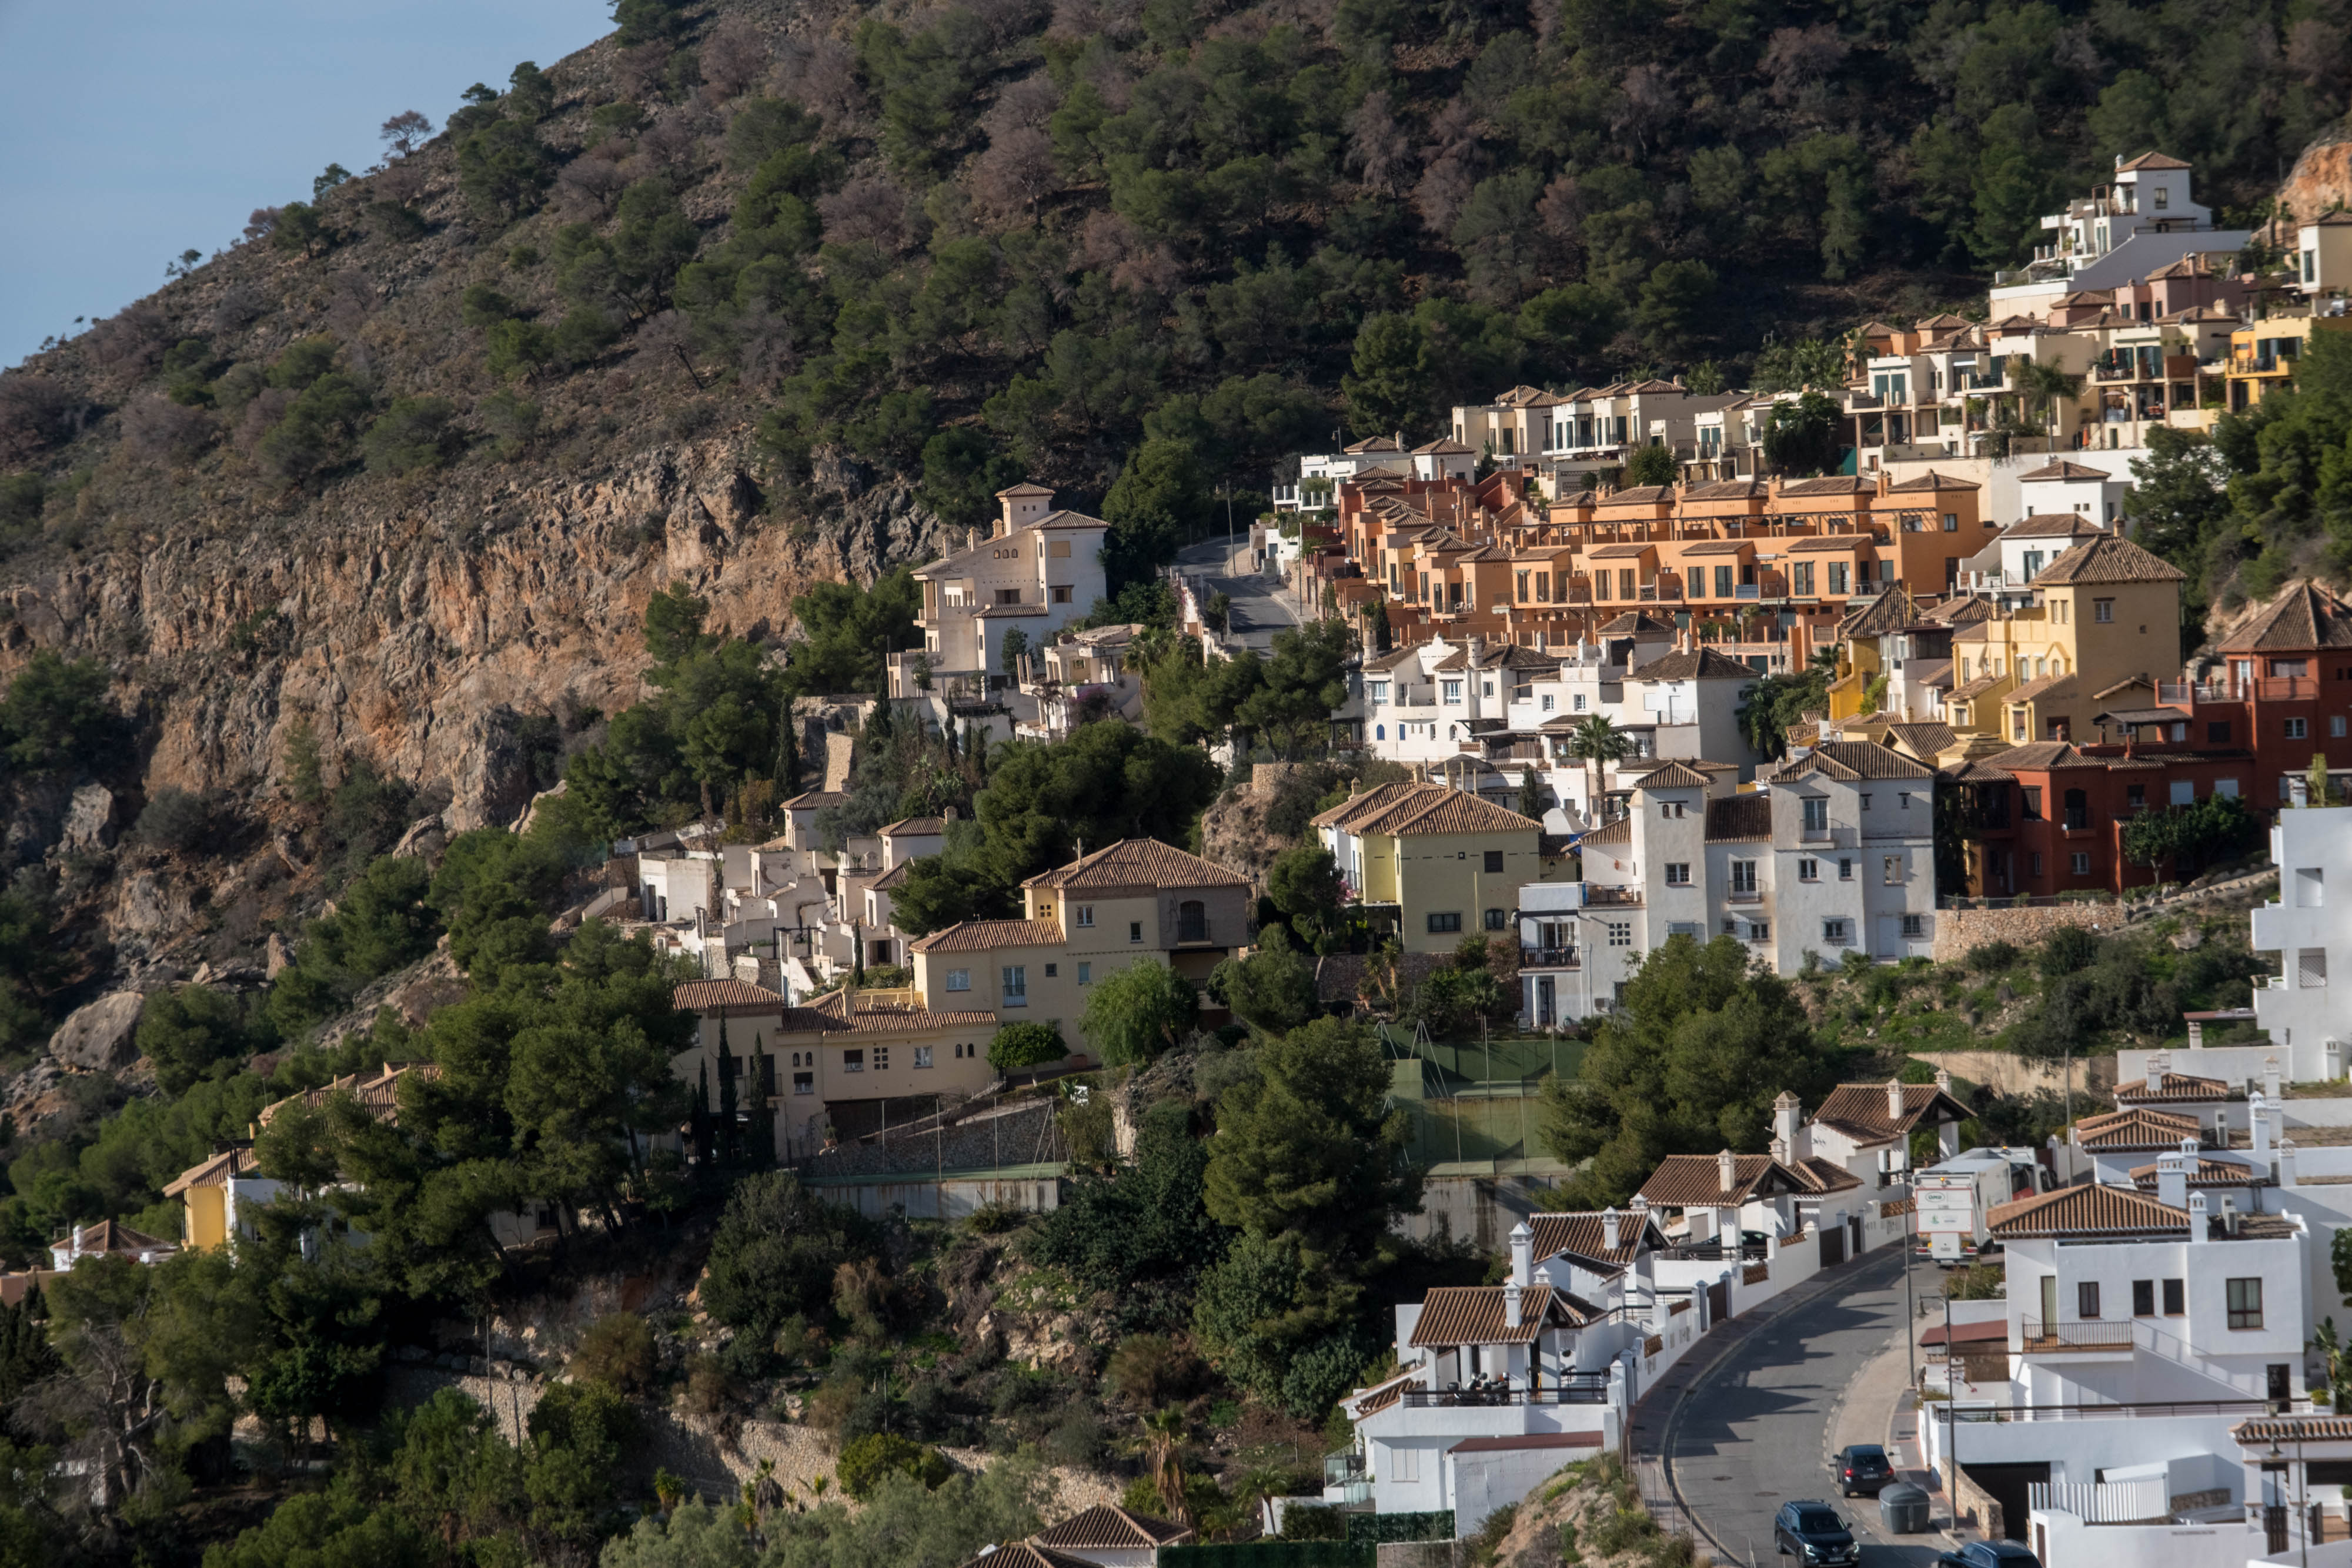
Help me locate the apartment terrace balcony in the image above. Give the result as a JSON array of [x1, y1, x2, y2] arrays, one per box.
[[1724, 890, 1765, 905], [1583, 885, 1644, 907], [2018, 1318, 2141, 1353], [1520, 946, 1583, 969], [2157, 677, 2318, 703], [1399, 1376, 1612, 1409]]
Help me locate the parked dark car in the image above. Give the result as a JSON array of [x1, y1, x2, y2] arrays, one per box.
[[1833, 1443, 1894, 1497], [1773, 1500, 1858, 1564], [1937, 1542, 2042, 1567]]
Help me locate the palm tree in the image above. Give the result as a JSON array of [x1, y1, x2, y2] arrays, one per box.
[[2007, 358, 2087, 450], [1142, 1407, 1191, 1525], [1566, 714, 1632, 826]]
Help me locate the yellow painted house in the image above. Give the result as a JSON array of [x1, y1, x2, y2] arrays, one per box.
[[1312, 783, 1556, 952], [1943, 534, 2186, 745]]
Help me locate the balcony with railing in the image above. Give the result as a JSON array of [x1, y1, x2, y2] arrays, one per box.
[[1399, 1375, 1611, 1408], [1725, 889, 1764, 904], [1324, 1449, 1371, 1506], [1583, 885, 1644, 907], [2019, 1318, 2134, 1353], [1520, 946, 1583, 970]]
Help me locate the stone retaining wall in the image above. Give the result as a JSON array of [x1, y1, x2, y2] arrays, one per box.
[[1929, 901, 2122, 963], [804, 1097, 1064, 1178], [1910, 1049, 2116, 1098]]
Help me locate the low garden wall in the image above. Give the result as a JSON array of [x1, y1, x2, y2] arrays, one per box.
[[1929, 900, 2122, 963]]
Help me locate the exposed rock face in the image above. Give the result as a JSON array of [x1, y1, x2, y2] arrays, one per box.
[[2280, 129, 2352, 224], [0, 444, 948, 981], [48, 991, 146, 1072]]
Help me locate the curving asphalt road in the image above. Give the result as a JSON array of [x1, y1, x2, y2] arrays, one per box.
[[1650, 1246, 1952, 1567], [1175, 537, 1300, 653]]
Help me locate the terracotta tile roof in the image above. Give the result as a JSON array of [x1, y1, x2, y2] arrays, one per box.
[[2117, 150, 2192, 170], [1794, 1156, 1864, 1194], [2128, 1156, 2258, 1190], [1595, 611, 1676, 636], [1784, 534, 1873, 553], [1632, 761, 1712, 790], [675, 978, 792, 1012], [1638, 1153, 1815, 1208], [2004, 512, 2104, 538], [1774, 740, 1935, 783], [1586, 541, 1659, 560], [1942, 758, 2016, 784], [954, 1544, 1100, 1568], [908, 917, 1065, 953], [163, 1145, 260, 1197], [1528, 1211, 1668, 1269], [1678, 539, 1749, 556], [782, 790, 850, 809], [1359, 787, 1544, 837], [1686, 478, 1769, 499], [1884, 722, 1957, 759], [1705, 794, 1770, 842], [2002, 673, 2076, 705], [1579, 817, 1632, 846], [2218, 581, 2352, 653], [1627, 647, 1759, 681], [880, 817, 946, 836], [2074, 1106, 2201, 1150], [1887, 470, 1981, 491], [1311, 781, 1427, 830], [1780, 476, 1875, 496], [803, 991, 999, 1034], [2116, 1072, 2233, 1105], [1409, 1284, 1581, 1346], [1023, 837, 1249, 892], [1809, 1082, 1972, 1144], [871, 860, 913, 891], [58, 1221, 176, 1257], [1986, 1183, 2186, 1238], [1413, 437, 1475, 455], [2034, 534, 2186, 585], [1983, 741, 2105, 771], [1032, 1506, 1195, 1551], [1600, 485, 1676, 507], [2234, 1416, 2352, 1445], [1839, 587, 1919, 638], [1930, 596, 2000, 626], [257, 1062, 440, 1128]]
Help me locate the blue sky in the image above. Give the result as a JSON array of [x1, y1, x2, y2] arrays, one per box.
[[0, 0, 612, 370]]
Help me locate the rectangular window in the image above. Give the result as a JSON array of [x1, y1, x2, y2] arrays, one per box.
[[843, 1049, 866, 1072], [1715, 564, 1735, 599], [914, 1046, 934, 1068], [2170, 780, 2195, 806], [1823, 918, 1851, 944], [1730, 860, 1757, 893], [2069, 851, 2090, 875], [1902, 914, 1926, 939], [1541, 694, 1555, 711], [1793, 562, 1815, 597], [1077, 962, 1091, 984], [1861, 794, 1872, 813], [2300, 948, 2327, 988], [1044, 962, 1057, 977], [1802, 797, 1829, 831], [1828, 563, 1850, 595], [2163, 1278, 2184, 1316], [2022, 787, 2043, 820], [2133, 1280, 2155, 1316], [1075, 905, 1094, 927], [946, 969, 972, 991], [2227, 1278, 2264, 1330], [2078, 1281, 2102, 1320], [1130, 921, 1144, 942], [1573, 694, 1587, 712], [1389, 1445, 1421, 1483], [1002, 965, 1028, 1004], [1798, 858, 1819, 882], [1484, 908, 1507, 930], [1620, 569, 1636, 599], [1688, 566, 1705, 600], [793, 1071, 814, 1095], [2094, 598, 2114, 623], [1428, 912, 1463, 933], [1442, 680, 1463, 703], [2208, 721, 2231, 743], [1944, 512, 1959, 531], [1839, 858, 1853, 880], [2030, 852, 2044, 874], [1607, 921, 1632, 947], [1484, 850, 1505, 872], [2336, 716, 2348, 737], [1883, 855, 1902, 884], [1050, 585, 1073, 604], [873, 1046, 889, 1071], [1665, 863, 1691, 885], [2287, 717, 2309, 739]]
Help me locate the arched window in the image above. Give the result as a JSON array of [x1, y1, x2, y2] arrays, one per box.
[[1376, 724, 1385, 739], [1178, 900, 1209, 942]]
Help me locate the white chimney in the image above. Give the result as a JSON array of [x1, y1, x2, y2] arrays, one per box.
[[2215, 1109, 2231, 1149], [1603, 1206, 1622, 1253], [1935, 1067, 1953, 1095], [1509, 1221, 1533, 1288], [2147, 1051, 2169, 1096], [2188, 1189, 2209, 1240], [1773, 1091, 1803, 1159], [1718, 1148, 1738, 1193], [2156, 1151, 2190, 1210], [2264, 1054, 2282, 1104], [2252, 1092, 2273, 1156], [1503, 1278, 1524, 1329], [1886, 1079, 1907, 1121], [2281, 1138, 2300, 1189]]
